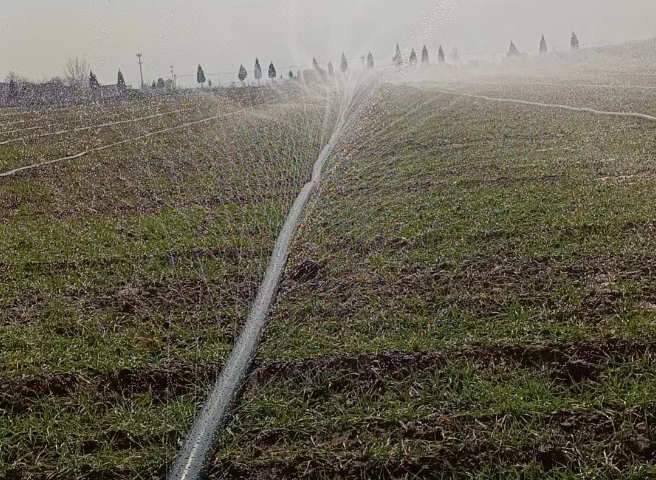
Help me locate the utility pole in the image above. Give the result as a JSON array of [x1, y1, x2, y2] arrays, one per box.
[[136, 52, 144, 88], [170, 65, 175, 89]]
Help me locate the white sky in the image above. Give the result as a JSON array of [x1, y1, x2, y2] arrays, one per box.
[[1, 0, 654, 86]]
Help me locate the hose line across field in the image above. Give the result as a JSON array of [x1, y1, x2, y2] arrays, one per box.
[[409, 84, 656, 122], [167, 81, 354, 480], [0, 107, 253, 177]]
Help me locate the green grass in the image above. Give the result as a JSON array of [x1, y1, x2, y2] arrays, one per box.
[[3, 77, 656, 479], [0, 85, 339, 478], [216, 83, 656, 478]]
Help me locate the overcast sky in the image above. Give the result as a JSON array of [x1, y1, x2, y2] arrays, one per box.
[[1, 0, 654, 86]]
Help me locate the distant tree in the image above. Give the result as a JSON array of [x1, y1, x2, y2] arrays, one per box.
[[89, 70, 100, 89], [409, 48, 418, 65], [64, 57, 90, 89], [8, 78, 18, 98], [393, 44, 403, 65], [438, 46, 446, 64], [6, 71, 24, 86], [571, 32, 580, 50], [165, 78, 174, 91], [117, 70, 126, 92], [152, 80, 157, 89], [254, 58, 262, 85], [208, 79, 213, 87], [289, 70, 294, 79], [313, 57, 327, 76], [328, 61, 334, 75], [367, 52, 374, 68], [507, 41, 520, 58], [540, 34, 548, 54], [268, 62, 277, 80], [157, 77, 166, 89], [421, 46, 429, 65], [197, 64, 206, 88], [340, 53, 348, 73], [238, 64, 248, 85]]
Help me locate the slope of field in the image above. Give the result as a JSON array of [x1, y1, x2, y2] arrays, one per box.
[[216, 78, 656, 478], [0, 85, 343, 478]]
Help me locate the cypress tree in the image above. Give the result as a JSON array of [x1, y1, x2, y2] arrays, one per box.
[[367, 52, 374, 69], [289, 70, 294, 79], [540, 34, 548, 54], [571, 32, 580, 50], [409, 48, 417, 65], [507, 41, 520, 58], [438, 46, 445, 64], [238, 64, 248, 85], [328, 61, 334, 75], [89, 71, 100, 89], [393, 44, 403, 65], [117, 70, 126, 92], [340, 53, 348, 73], [268, 62, 277, 80], [254, 58, 262, 85], [312, 57, 327, 76], [421, 46, 429, 64], [208, 79, 212, 87], [152, 80, 157, 89], [197, 64, 206, 88]]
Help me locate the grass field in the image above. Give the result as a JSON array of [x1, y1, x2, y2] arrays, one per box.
[[0, 85, 340, 478], [216, 78, 656, 478], [2, 65, 656, 479]]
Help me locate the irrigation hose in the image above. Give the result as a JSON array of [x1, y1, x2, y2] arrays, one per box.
[[167, 92, 348, 480], [408, 84, 656, 122]]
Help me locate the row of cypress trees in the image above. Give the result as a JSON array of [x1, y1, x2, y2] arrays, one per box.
[[235, 59, 277, 86], [215, 52, 356, 86], [109, 32, 584, 91], [394, 45, 446, 65], [510, 33, 580, 58]]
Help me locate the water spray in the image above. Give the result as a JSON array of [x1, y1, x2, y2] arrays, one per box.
[[167, 73, 371, 480]]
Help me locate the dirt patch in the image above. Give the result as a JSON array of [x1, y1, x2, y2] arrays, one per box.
[[251, 338, 654, 388], [0, 363, 221, 414], [92, 276, 259, 318], [1, 244, 254, 277], [4, 339, 651, 414], [253, 408, 655, 450], [288, 260, 325, 283], [216, 408, 656, 478], [2, 272, 261, 328], [280, 253, 656, 323], [97, 363, 220, 398]]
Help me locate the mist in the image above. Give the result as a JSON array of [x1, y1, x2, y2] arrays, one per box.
[[1, 0, 655, 86]]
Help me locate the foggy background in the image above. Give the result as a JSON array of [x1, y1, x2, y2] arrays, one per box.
[[1, 0, 654, 87]]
